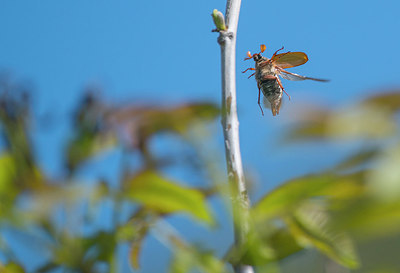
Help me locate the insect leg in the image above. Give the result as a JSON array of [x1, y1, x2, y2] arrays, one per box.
[[242, 67, 255, 73], [275, 76, 291, 100], [248, 73, 255, 79], [270, 46, 284, 60], [257, 83, 264, 116]]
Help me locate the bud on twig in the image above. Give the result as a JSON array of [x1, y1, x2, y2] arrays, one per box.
[[211, 9, 227, 32]]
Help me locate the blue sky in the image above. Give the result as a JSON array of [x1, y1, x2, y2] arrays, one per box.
[[1, 0, 400, 272]]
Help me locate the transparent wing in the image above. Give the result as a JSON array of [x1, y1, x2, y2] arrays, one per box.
[[272, 52, 308, 68], [279, 69, 329, 82]]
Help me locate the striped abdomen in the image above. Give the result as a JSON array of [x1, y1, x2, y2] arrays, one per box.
[[260, 79, 282, 116]]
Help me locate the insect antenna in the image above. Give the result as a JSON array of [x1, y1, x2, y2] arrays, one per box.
[[245, 44, 267, 60], [244, 51, 253, 60]]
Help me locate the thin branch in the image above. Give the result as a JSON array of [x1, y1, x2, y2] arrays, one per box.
[[213, 1, 254, 272]]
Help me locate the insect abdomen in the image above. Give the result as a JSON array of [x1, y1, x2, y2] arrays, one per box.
[[260, 79, 283, 116]]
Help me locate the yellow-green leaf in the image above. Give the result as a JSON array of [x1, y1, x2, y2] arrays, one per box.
[[125, 171, 213, 225], [169, 243, 228, 273], [286, 200, 359, 269], [2, 262, 25, 273], [252, 172, 366, 222], [252, 174, 336, 221], [0, 153, 19, 216]]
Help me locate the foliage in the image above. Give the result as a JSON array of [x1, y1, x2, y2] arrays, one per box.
[[1, 78, 400, 272]]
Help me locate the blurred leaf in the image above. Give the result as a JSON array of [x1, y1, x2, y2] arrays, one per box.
[[0, 153, 17, 186], [66, 129, 117, 171], [1, 262, 25, 273], [367, 144, 400, 200], [226, 225, 303, 266], [0, 90, 43, 189], [267, 228, 303, 260], [110, 102, 219, 136], [129, 241, 142, 270], [252, 174, 334, 221], [286, 97, 397, 141], [169, 249, 193, 273], [325, 105, 395, 139], [360, 91, 400, 114], [124, 170, 213, 225], [366, 268, 399, 273], [106, 103, 219, 156], [128, 221, 151, 270], [286, 200, 359, 269], [334, 147, 379, 172], [66, 93, 117, 171], [118, 208, 158, 270], [84, 231, 116, 262], [252, 172, 366, 222], [169, 240, 228, 273], [332, 197, 400, 239], [250, 172, 367, 267], [52, 231, 116, 271], [34, 262, 58, 273], [226, 229, 275, 266], [53, 236, 87, 269], [88, 180, 110, 205], [26, 184, 97, 223], [0, 153, 18, 216]]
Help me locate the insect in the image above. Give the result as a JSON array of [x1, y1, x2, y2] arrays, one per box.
[[243, 44, 328, 116]]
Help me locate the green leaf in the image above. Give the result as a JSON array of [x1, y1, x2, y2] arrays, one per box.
[[34, 262, 58, 273], [66, 93, 118, 171], [169, 250, 193, 273], [250, 172, 366, 267], [0, 153, 17, 186], [109, 103, 219, 139], [138, 103, 219, 136], [226, 229, 275, 266], [226, 225, 303, 266], [332, 197, 400, 239], [119, 208, 157, 270], [0, 153, 19, 218], [66, 130, 116, 171], [285, 102, 396, 142], [124, 170, 213, 225], [286, 200, 359, 269], [0, 153, 17, 189], [267, 228, 303, 260], [2, 262, 25, 273], [252, 174, 337, 221], [169, 243, 228, 273], [334, 147, 379, 172], [252, 172, 366, 222]]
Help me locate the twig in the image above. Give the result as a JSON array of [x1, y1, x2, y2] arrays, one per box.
[[212, 1, 254, 273]]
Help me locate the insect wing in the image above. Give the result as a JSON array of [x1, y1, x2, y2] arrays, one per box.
[[263, 96, 283, 116], [279, 70, 329, 82], [272, 52, 308, 68]]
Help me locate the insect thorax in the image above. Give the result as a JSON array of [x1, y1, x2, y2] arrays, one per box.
[[255, 60, 276, 83], [254, 57, 282, 115]]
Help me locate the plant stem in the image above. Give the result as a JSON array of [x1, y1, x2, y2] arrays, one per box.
[[216, 1, 254, 272]]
